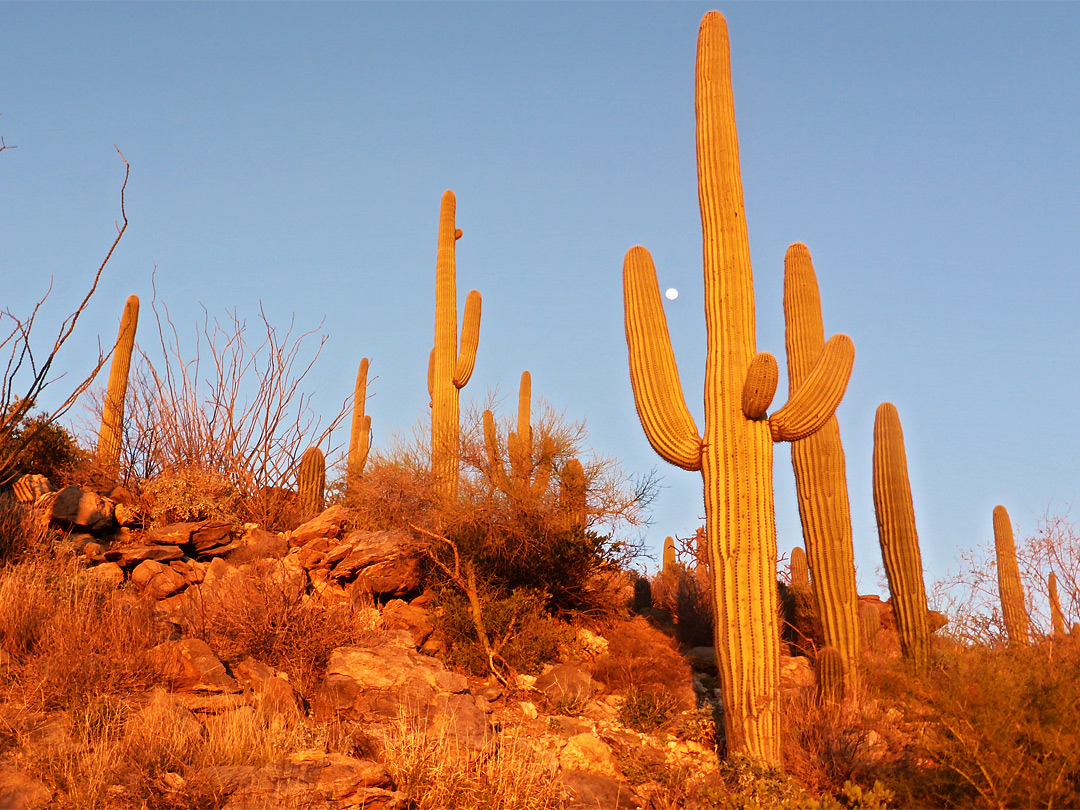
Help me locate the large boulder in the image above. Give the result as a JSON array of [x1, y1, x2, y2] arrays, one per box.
[[149, 638, 239, 693], [219, 752, 404, 810], [45, 486, 115, 533], [319, 530, 423, 598]]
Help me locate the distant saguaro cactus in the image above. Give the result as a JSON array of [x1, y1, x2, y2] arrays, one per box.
[[859, 602, 881, 651], [430, 190, 481, 502], [1049, 572, 1067, 638], [872, 403, 931, 672], [483, 371, 553, 501], [784, 244, 861, 695], [789, 546, 810, 591], [297, 447, 325, 515], [663, 536, 677, 572], [992, 505, 1030, 646], [96, 294, 139, 475], [347, 358, 371, 493], [558, 457, 587, 530], [622, 12, 854, 766]]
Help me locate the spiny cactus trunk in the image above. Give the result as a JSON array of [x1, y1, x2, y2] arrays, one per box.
[[992, 505, 1030, 646], [622, 13, 853, 767], [784, 244, 861, 696], [297, 446, 325, 516], [96, 294, 139, 477], [872, 403, 931, 672], [431, 191, 481, 502]]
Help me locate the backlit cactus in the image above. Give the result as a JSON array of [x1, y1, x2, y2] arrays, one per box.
[[1049, 572, 1066, 638], [483, 371, 554, 501], [347, 358, 371, 493], [789, 546, 810, 591], [622, 12, 854, 766], [663, 536, 677, 572], [872, 403, 931, 671], [815, 645, 844, 706], [297, 446, 325, 515], [784, 244, 861, 695], [96, 294, 139, 475], [992, 505, 1030, 646], [431, 190, 482, 501]]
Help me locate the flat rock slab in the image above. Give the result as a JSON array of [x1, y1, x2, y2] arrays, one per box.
[[149, 638, 239, 694], [220, 751, 405, 810], [561, 770, 640, 810], [104, 544, 184, 566]]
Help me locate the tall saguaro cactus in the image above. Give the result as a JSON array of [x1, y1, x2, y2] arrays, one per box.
[[347, 358, 372, 493], [96, 294, 139, 475], [783, 244, 861, 695], [622, 12, 854, 767], [872, 403, 931, 672], [483, 371, 553, 500], [431, 190, 482, 501], [992, 504, 1030, 646]]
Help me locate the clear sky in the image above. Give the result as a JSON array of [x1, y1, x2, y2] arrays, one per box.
[[4, 2, 1079, 597]]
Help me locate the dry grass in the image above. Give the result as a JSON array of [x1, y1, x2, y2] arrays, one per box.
[[379, 707, 560, 810]]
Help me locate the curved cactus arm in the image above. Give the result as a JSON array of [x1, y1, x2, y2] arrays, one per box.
[[454, 289, 482, 388], [623, 246, 703, 471], [348, 358, 371, 479], [769, 333, 854, 442], [427, 348, 435, 407], [742, 352, 778, 420]]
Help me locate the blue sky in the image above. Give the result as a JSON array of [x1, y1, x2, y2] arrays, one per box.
[[3, 3, 1079, 597]]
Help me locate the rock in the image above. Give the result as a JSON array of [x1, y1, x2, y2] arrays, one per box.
[[688, 646, 718, 674], [221, 751, 405, 810], [534, 664, 593, 707], [148, 567, 188, 600], [290, 505, 353, 547], [520, 701, 539, 720], [433, 692, 489, 749], [86, 561, 125, 588], [227, 524, 288, 562], [83, 541, 106, 562], [149, 638, 239, 693], [929, 610, 949, 633], [325, 530, 422, 597], [779, 654, 815, 689], [113, 502, 143, 527], [11, 474, 52, 505], [312, 643, 468, 723], [381, 599, 433, 647], [104, 544, 184, 566], [132, 559, 168, 587], [561, 770, 639, 810], [560, 733, 621, 778], [576, 627, 609, 657], [47, 486, 115, 532], [232, 657, 300, 719], [0, 769, 53, 810]]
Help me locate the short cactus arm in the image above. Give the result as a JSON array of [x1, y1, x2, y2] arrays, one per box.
[[427, 348, 435, 406], [769, 333, 854, 442], [742, 352, 778, 420], [454, 289, 482, 388], [483, 409, 510, 490], [623, 246, 703, 471]]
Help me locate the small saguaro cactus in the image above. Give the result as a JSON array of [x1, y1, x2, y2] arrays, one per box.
[[992, 505, 1030, 647], [297, 446, 325, 515], [815, 645, 845, 706], [622, 12, 854, 767], [872, 403, 931, 672], [558, 457, 587, 530], [784, 244, 861, 695], [347, 358, 372, 494], [96, 294, 139, 475], [859, 601, 881, 652], [483, 371, 554, 501], [1049, 572, 1067, 638], [663, 536, 677, 572], [789, 546, 810, 591], [430, 190, 482, 502]]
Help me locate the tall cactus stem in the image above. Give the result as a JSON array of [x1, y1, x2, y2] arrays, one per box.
[[859, 602, 881, 652], [992, 505, 1030, 646], [872, 403, 931, 672], [431, 190, 481, 502], [663, 536, 677, 572], [789, 546, 810, 591], [347, 358, 371, 493], [297, 447, 325, 516], [815, 646, 844, 706], [559, 457, 587, 530], [96, 294, 139, 476], [783, 243, 861, 695], [621, 12, 854, 767], [1049, 572, 1066, 638]]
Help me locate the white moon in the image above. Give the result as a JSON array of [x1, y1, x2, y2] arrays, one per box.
[[664, 288, 679, 300]]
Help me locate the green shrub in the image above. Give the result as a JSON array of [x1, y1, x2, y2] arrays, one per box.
[[618, 686, 678, 732]]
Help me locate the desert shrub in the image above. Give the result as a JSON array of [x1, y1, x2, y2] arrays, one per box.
[[434, 583, 573, 676], [178, 559, 385, 697], [778, 579, 824, 657], [0, 408, 83, 486], [650, 560, 715, 647], [142, 467, 244, 528], [618, 685, 680, 733]]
